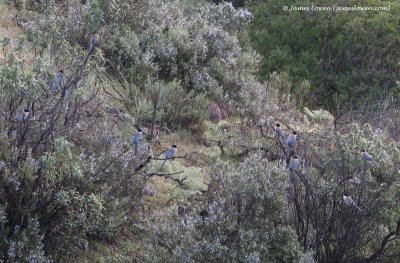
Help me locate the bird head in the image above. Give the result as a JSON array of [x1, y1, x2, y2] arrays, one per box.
[[292, 131, 298, 135], [59, 70, 64, 74], [172, 145, 177, 149], [24, 109, 29, 113], [137, 128, 143, 132], [275, 123, 281, 127]]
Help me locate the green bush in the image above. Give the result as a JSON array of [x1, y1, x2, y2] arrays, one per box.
[[248, 0, 400, 109], [125, 79, 209, 130], [288, 111, 400, 263], [7, 217, 51, 263], [0, 39, 147, 260], [21, 0, 260, 129], [147, 155, 315, 263]]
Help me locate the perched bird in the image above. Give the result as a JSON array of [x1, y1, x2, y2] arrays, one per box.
[[343, 195, 363, 212], [360, 149, 380, 167], [286, 131, 298, 156], [288, 155, 300, 182], [89, 33, 100, 53], [160, 145, 177, 169], [132, 129, 143, 155], [275, 123, 285, 141], [345, 176, 362, 185], [51, 70, 64, 91], [17, 109, 30, 122]]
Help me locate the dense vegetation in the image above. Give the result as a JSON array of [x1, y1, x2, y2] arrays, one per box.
[[248, 0, 400, 109], [0, 0, 399, 262]]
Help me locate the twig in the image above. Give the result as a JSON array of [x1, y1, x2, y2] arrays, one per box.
[[92, 143, 133, 178], [150, 154, 188, 161], [145, 171, 187, 187]]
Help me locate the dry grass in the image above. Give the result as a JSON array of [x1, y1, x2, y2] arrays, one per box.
[[0, 3, 34, 64], [0, 3, 21, 60], [144, 132, 210, 210]]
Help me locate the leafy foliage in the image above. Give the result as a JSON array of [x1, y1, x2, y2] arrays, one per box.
[[1, 1, 400, 262], [248, 0, 400, 109], [7, 217, 51, 263], [0, 35, 148, 261], [148, 155, 315, 263]]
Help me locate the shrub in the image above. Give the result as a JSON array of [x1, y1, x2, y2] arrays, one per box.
[[147, 155, 315, 263], [124, 79, 209, 130], [7, 217, 51, 263], [0, 37, 147, 260], [248, 0, 400, 109]]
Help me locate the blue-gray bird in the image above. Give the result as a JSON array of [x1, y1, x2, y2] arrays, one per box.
[[17, 109, 29, 122], [132, 129, 143, 156], [275, 123, 285, 142], [89, 33, 100, 53], [343, 194, 363, 212], [360, 149, 380, 167], [160, 145, 177, 169], [286, 131, 297, 156], [288, 155, 299, 182], [52, 70, 64, 91]]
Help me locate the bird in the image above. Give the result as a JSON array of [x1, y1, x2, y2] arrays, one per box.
[[275, 123, 285, 141], [89, 33, 100, 53], [132, 129, 143, 156], [51, 70, 64, 91], [17, 109, 29, 122], [288, 155, 300, 182], [286, 131, 297, 156], [345, 176, 362, 185], [160, 145, 177, 169], [343, 195, 363, 212], [360, 149, 380, 167]]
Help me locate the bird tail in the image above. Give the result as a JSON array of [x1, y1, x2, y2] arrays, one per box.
[[372, 160, 381, 168], [279, 136, 286, 147], [160, 159, 167, 169], [288, 169, 295, 183], [134, 142, 138, 156], [89, 43, 94, 53], [353, 204, 364, 213]]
